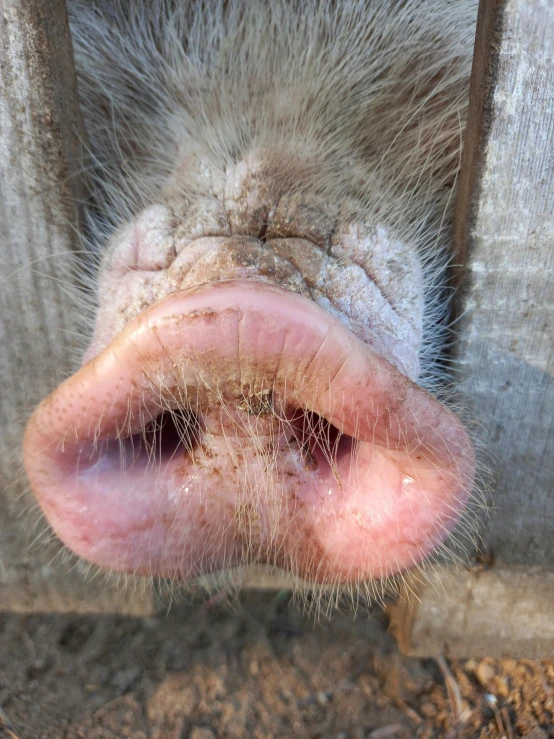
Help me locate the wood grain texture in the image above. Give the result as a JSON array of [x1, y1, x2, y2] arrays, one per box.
[[396, 0, 554, 656], [454, 0, 554, 567], [0, 0, 154, 614], [389, 566, 554, 659], [1, 0, 552, 645]]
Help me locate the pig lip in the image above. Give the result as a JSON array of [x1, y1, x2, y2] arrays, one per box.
[[23, 279, 475, 585]]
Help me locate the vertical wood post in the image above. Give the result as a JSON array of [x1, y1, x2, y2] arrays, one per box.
[[389, 0, 554, 657], [0, 0, 153, 613]]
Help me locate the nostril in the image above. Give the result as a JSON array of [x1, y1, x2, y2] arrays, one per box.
[[81, 408, 203, 474], [291, 410, 355, 471], [70, 409, 200, 483], [140, 408, 202, 462]]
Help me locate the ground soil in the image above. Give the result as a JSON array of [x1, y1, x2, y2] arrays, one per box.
[[0, 591, 552, 739]]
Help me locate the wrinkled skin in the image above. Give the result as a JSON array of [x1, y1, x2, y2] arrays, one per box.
[[24, 0, 477, 590]]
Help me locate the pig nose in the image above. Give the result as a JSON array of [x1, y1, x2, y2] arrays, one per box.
[[23, 280, 474, 585]]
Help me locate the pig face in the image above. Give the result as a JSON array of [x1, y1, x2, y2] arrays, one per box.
[[23, 0, 478, 591]]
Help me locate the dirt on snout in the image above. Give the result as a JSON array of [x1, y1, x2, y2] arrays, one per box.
[[0, 591, 553, 739]]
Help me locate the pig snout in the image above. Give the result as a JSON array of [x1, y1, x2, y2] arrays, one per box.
[[23, 158, 475, 585]]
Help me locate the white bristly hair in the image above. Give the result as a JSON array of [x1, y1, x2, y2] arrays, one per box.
[[68, 0, 478, 389]]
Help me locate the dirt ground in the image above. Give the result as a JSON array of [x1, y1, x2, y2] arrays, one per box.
[[0, 590, 553, 739]]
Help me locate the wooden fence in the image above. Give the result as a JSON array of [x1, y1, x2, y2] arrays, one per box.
[[1, 0, 552, 655]]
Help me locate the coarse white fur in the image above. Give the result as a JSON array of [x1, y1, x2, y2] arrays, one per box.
[[36, 0, 486, 609], [69, 0, 478, 389]]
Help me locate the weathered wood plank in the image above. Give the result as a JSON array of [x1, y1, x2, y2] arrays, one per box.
[[393, 0, 554, 655], [456, 0, 554, 565], [389, 566, 554, 659], [2, 0, 553, 644], [0, 0, 154, 614]]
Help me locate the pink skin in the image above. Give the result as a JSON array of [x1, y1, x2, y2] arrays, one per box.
[[24, 159, 474, 584], [23, 280, 474, 584], [86, 202, 424, 381]]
